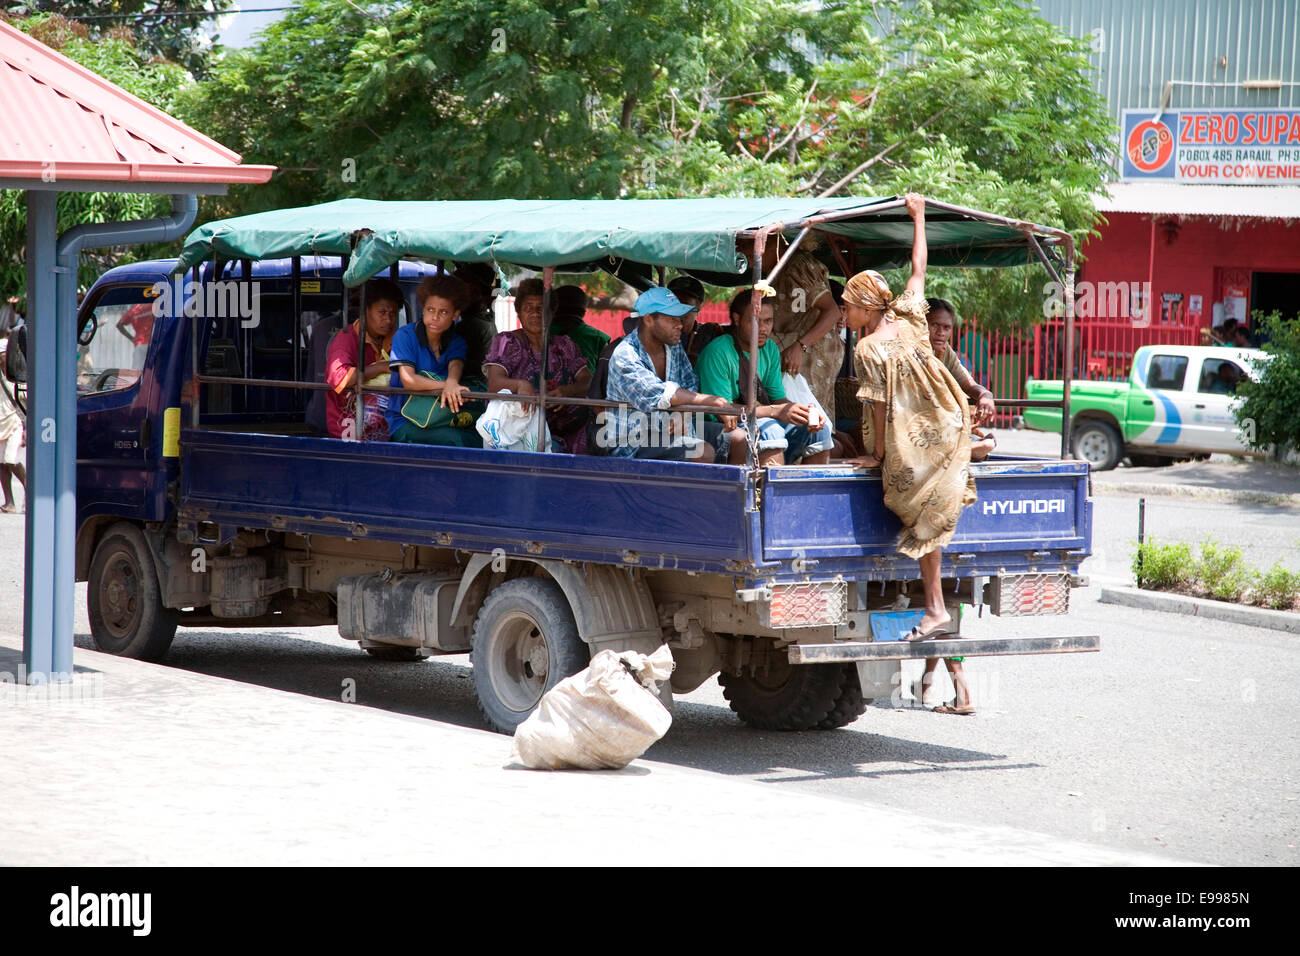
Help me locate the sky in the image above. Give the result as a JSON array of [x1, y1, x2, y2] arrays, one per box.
[[212, 0, 294, 50]]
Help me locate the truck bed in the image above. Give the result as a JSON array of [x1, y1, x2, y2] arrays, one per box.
[[177, 431, 1091, 584]]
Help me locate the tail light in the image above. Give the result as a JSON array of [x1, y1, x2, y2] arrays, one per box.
[[989, 573, 1070, 616], [762, 581, 848, 628]]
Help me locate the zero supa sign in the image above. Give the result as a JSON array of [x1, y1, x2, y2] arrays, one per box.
[[1121, 108, 1300, 183]]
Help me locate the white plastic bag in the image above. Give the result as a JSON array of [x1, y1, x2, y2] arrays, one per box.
[[476, 389, 551, 452], [782, 372, 829, 431], [511, 645, 675, 770]]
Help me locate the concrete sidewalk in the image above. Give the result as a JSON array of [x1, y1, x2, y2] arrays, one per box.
[[0, 634, 1188, 867]]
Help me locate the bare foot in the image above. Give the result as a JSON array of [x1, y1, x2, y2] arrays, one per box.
[[907, 612, 953, 641]]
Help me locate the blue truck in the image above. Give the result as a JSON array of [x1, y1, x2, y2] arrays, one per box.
[[66, 198, 1098, 733]]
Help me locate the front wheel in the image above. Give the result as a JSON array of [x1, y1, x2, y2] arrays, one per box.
[[1070, 420, 1123, 471], [471, 577, 589, 734], [87, 522, 178, 661]]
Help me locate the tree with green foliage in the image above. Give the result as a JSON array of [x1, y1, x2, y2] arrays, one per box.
[[180, 0, 1113, 327], [0, 13, 195, 300], [4, 1, 236, 76], [1234, 311, 1300, 456]]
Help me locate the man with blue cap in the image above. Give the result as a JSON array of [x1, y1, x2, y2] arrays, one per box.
[[599, 287, 743, 462]]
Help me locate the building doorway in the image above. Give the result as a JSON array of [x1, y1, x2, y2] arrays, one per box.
[[1251, 271, 1300, 324]]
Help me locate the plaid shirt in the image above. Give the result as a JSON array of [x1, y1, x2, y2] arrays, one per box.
[[604, 328, 699, 457]]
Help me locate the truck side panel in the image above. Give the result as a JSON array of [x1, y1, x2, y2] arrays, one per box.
[[761, 459, 1091, 580], [179, 430, 754, 571]]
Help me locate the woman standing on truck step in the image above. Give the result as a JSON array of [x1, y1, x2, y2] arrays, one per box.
[[844, 193, 976, 642]]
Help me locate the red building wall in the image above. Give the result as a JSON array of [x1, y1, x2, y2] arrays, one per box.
[[1079, 213, 1300, 328]]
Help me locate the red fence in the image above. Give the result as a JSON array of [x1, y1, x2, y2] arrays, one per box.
[[950, 318, 1205, 425]]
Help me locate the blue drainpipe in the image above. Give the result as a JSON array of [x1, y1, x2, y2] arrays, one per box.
[[38, 194, 197, 678]]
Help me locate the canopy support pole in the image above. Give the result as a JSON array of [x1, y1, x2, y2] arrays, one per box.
[[22, 190, 58, 682], [537, 267, 555, 451]]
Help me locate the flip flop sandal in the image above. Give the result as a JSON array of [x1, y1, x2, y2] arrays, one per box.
[[906, 623, 954, 642], [933, 702, 976, 716]]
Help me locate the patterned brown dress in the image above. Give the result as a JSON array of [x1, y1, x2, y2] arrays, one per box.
[[770, 251, 841, 417], [854, 290, 976, 558]]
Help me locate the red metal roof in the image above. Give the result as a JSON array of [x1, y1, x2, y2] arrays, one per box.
[[0, 19, 274, 186]]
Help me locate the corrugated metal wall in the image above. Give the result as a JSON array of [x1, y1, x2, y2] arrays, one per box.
[[1035, 0, 1299, 118]]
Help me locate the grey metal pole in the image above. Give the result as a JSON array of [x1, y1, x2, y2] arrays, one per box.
[[1062, 254, 1076, 460], [22, 190, 58, 682], [747, 232, 768, 467], [536, 267, 555, 452]]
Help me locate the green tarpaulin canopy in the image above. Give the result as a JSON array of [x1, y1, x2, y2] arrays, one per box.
[[174, 197, 1070, 286]]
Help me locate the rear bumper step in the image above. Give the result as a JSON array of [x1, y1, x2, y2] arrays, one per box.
[[788, 634, 1100, 663]]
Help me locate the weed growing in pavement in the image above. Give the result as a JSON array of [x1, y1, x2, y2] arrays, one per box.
[[1196, 538, 1250, 601], [1254, 563, 1300, 610], [1131, 536, 1299, 610], [1131, 538, 1192, 589]]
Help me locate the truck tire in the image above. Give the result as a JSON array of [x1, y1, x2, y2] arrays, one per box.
[[816, 665, 872, 730], [87, 522, 179, 662], [718, 656, 845, 731], [471, 577, 589, 734], [1070, 420, 1122, 471], [1127, 452, 1173, 468], [364, 645, 425, 661]]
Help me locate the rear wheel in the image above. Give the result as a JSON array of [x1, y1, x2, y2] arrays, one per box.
[[471, 577, 589, 734], [1070, 420, 1123, 471], [816, 665, 872, 729], [87, 522, 178, 662], [364, 645, 425, 661], [1127, 452, 1174, 468], [718, 655, 847, 731]]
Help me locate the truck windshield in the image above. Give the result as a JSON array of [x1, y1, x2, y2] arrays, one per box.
[[78, 284, 159, 395]]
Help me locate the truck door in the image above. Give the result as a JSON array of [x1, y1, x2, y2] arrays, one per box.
[[76, 280, 167, 520], [1188, 355, 1252, 453]]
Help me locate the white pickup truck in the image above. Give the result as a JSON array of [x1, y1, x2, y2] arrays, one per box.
[[1023, 344, 1267, 469]]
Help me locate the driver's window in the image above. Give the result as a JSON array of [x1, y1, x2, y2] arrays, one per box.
[[1198, 358, 1247, 395], [78, 285, 159, 394]]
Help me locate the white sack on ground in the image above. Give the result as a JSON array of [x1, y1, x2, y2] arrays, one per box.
[[512, 645, 675, 770]]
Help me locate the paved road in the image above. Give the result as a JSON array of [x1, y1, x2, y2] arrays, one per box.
[[2, 493, 1296, 867]]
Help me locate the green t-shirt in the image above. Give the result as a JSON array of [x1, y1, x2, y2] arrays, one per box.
[[696, 334, 786, 405], [553, 319, 610, 374]]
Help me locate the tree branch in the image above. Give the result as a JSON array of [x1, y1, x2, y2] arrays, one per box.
[[817, 105, 952, 197]]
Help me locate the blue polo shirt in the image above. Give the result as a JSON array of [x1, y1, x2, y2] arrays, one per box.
[[384, 322, 468, 435]]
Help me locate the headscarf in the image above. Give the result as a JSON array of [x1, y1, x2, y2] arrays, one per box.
[[842, 269, 895, 313]]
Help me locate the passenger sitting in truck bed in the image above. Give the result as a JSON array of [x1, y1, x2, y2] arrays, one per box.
[[452, 262, 498, 382], [925, 297, 997, 461], [667, 275, 724, 366], [550, 285, 610, 374], [325, 278, 399, 441], [484, 278, 593, 454], [602, 287, 743, 463], [696, 288, 831, 467], [385, 275, 483, 448]]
